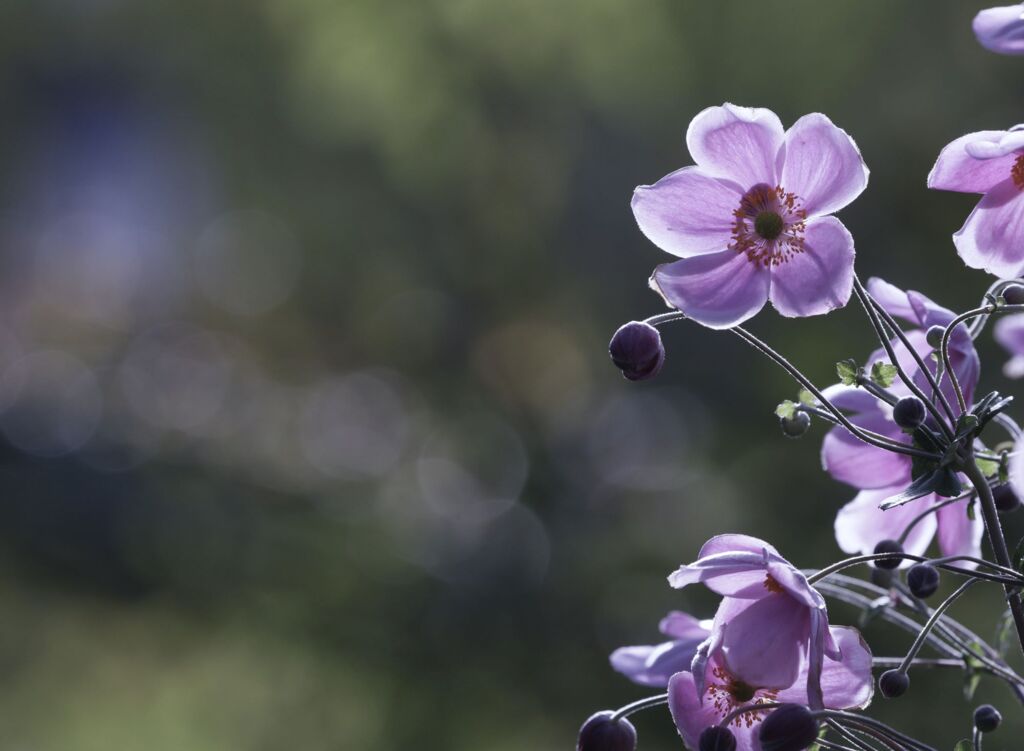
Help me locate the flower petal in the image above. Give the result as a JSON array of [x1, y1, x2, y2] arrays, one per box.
[[660, 610, 713, 640], [668, 550, 774, 597], [610, 638, 706, 688], [821, 415, 912, 490], [780, 113, 869, 218], [686, 103, 784, 188], [768, 217, 855, 318], [834, 487, 937, 564], [954, 179, 1024, 279], [995, 313, 1024, 365], [776, 626, 874, 710], [974, 5, 1024, 54], [631, 167, 741, 258], [717, 595, 808, 690], [650, 250, 770, 329], [865, 277, 917, 322], [928, 131, 1017, 193], [668, 671, 759, 751], [936, 497, 985, 566], [698, 533, 780, 559]]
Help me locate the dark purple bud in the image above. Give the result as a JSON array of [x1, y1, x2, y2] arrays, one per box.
[[577, 711, 637, 751], [609, 321, 665, 381], [892, 396, 926, 430], [873, 539, 904, 570], [879, 669, 909, 698], [907, 563, 939, 599], [699, 725, 737, 751], [925, 325, 944, 349], [1003, 283, 1024, 306], [994, 484, 1020, 513], [974, 704, 1002, 733], [757, 704, 819, 751], [779, 411, 811, 438]]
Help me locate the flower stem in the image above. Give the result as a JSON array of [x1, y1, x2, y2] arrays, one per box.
[[609, 692, 668, 722], [962, 454, 1024, 658]]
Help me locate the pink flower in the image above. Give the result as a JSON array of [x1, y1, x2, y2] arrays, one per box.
[[609, 611, 711, 688], [819, 279, 984, 566], [668, 535, 840, 709], [632, 104, 868, 329], [668, 626, 872, 751], [928, 128, 1024, 278], [974, 4, 1024, 55]]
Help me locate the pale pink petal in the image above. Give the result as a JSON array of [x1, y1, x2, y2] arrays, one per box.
[[834, 487, 937, 564], [776, 626, 874, 710], [936, 498, 985, 565], [974, 5, 1024, 54], [686, 104, 784, 188], [717, 595, 808, 690], [660, 610, 712, 640], [668, 550, 773, 597], [650, 250, 770, 329], [819, 383, 879, 413], [768, 217, 855, 318], [1011, 437, 1024, 502], [699, 533, 780, 559], [928, 131, 1016, 193], [865, 277, 916, 322], [780, 113, 868, 218], [995, 313, 1024, 365], [954, 179, 1024, 279], [668, 671, 760, 751], [631, 166, 741, 258], [821, 416, 911, 490]]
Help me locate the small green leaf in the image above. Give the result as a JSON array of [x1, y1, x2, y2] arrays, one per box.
[[953, 739, 973, 751], [797, 388, 816, 406], [870, 361, 898, 388], [955, 413, 980, 441], [967, 499, 976, 521], [775, 400, 797, 420], [975, 457, 999, 479], [836, 359, 858, 386]]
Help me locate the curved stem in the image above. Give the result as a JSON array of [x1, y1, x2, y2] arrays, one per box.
[[808, 552, 1024, 586], [610, 692, 668, 722], [896, 492, 975, 546], [731, 326, 940, 460], [897, 578, 979, 673], [940, 306, 991, 415], [853, 278, 955, 432], [962, 454, 1024, 659]]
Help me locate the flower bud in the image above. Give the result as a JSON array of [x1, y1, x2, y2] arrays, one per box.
[[1002, 283, 1024, 306], [906, 563, 939, 599], [892, 396, 926, 430], [872, 539, 904, 570], [577, 711, 637, 751], [757, 704, 819, 751], [974, 704, 1002, 733], [878, 669, 909, 698], [779, 411, 811, 439], [699, 725, 737, 751], [609, 322, 665, 381], [994, 484, 1020, 513], [925, 325, 944, 349]]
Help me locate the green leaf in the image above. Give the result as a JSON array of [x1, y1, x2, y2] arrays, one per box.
[[836, 359, 858, 386], [967, 499, 976, 521], [955, 413, 980, 441], [775, 400, 797, 420], [953, 739, 973, 751], [975, 456, 999, 479], [797, 388, 816, 406], [870, 361, 898, 388], [963, 643, 986, 700]]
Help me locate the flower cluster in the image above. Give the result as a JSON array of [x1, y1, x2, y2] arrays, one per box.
[[581, 10, 1024, 748]]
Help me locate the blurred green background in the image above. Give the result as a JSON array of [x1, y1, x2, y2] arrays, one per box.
[[0, 1, 1022, 748]]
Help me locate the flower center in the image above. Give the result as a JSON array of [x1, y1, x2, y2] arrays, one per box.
[[1013, 154, 1024, 190], [763, 574, 785, 594], [730, 183, 808, 267], [706, 665, 780, 728], [754, 211, 784, 240]]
